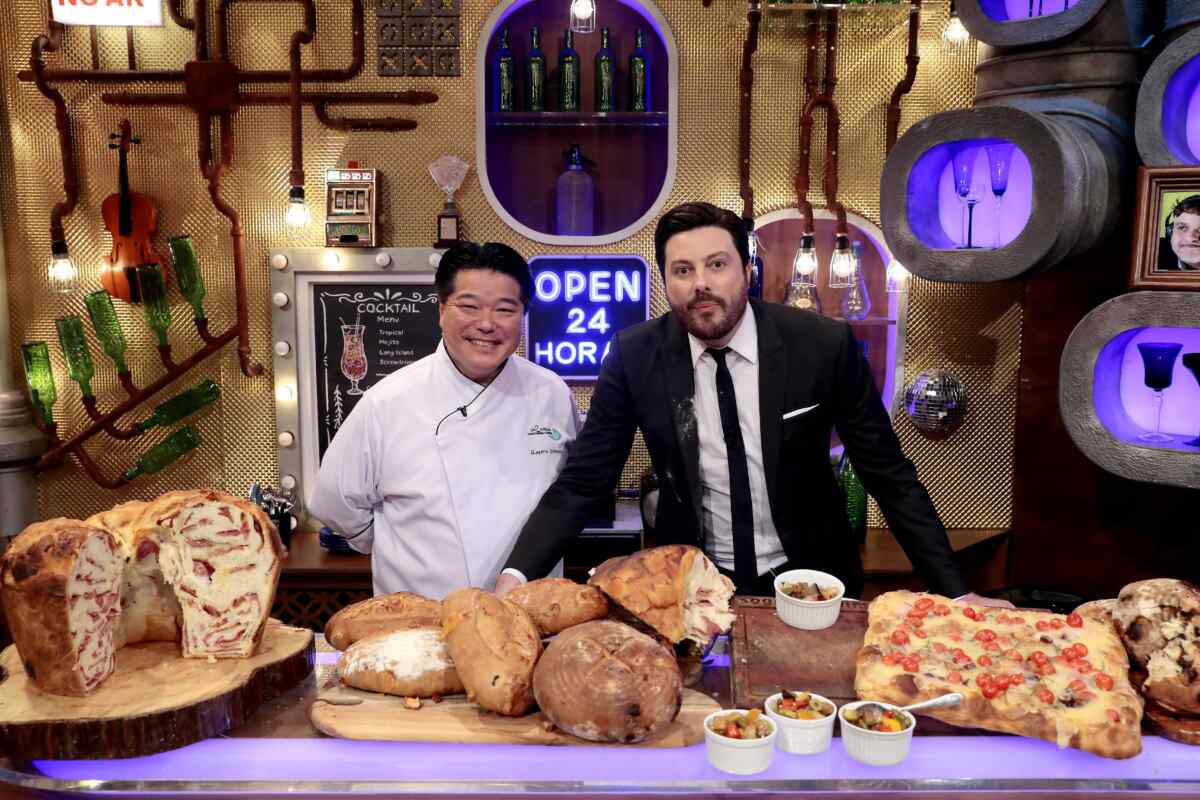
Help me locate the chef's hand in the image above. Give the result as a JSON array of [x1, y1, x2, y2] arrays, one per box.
[[959, 592, 1015, 609], [494, 572, 522, 598]]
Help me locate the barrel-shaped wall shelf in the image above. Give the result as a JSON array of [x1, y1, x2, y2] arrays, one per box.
[[881, 104, 1123, 281], [1060, 292, 1200, 490], [958, 0, 1146, 48], [1136, 27, 1200, 166]]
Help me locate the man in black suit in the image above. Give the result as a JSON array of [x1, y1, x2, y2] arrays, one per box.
[[496, 202, 995, 602]]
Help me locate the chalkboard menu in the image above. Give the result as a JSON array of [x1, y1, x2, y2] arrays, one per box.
[[310, 282, 442, 459]]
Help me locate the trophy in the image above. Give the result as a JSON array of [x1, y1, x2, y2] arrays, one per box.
[[429, 155, 470, 249]]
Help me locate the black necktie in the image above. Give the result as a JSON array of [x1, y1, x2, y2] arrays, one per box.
[[706, 347, 757, 590]]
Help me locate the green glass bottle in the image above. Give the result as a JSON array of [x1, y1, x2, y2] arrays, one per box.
[[21, 342, 57, 425], [169, 235, 208, 322], [134, 380, 220, 433], [138, 263, 172, 348], [629, 28, 650, 112], [84, 290, 129, 374], [558, 28, 581, 112], [55, 315, 95, 397], [123, 426, 201, 482], [526, 26, 546, 112], [594, 27, 616, 112], [494, 27, 516, 112], [838, 454, 868, 543]]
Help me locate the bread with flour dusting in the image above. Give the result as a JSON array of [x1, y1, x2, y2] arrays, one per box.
[[339, 627, 465, 697]]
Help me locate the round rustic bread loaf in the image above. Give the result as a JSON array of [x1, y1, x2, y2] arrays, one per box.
[[506, 578, 609, 635], [441, 588, 541, 716], [339, 627, 465, 698], [325, 591, 443, 651], [1113, 578, 1200, 715], [532, 620, 682, 743]]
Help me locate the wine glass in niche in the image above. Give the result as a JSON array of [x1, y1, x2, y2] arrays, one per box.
[[985, 143, 1015, 248], [1182, 353, 1200, 447], [1136, 342, 1182, 443], [340, 322, 369, 396], [951, 145, 982, 249]]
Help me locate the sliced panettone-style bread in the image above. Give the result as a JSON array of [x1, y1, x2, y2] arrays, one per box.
[[0, 519, 123, 696], [588, 545, 735, 647], [146, 489, 285, 659]]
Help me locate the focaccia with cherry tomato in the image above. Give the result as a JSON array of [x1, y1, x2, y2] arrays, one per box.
[[855, 591, 1143, 759]]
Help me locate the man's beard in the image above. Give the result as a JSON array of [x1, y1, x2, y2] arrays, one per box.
[[671, 289, 749, 343]]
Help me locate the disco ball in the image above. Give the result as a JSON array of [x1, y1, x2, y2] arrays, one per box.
[[904, 370, 968, 439]]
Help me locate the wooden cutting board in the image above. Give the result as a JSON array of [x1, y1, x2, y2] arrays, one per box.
[[0, 619, 314, 759], [310, 683, 720, 747]]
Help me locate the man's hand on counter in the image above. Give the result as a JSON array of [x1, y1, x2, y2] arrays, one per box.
[[493, 572, 522, 597], [959, 591, 1015, 609]]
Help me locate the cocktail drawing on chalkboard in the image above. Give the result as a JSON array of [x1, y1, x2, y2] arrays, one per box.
[[340, 321, 369, 395]]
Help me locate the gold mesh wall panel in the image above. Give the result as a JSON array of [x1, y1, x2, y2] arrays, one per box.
[[0, 2, 1014, 530]]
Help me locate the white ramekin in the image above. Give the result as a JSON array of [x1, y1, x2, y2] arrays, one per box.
[[773, 569, 845, 630], [703, 709, 777, 775], [764, 692, 837, 755], [838, 700, 916, 766]]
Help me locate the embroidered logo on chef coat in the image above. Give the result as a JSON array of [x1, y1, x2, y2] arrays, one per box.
[[527, 424, 563, 441]]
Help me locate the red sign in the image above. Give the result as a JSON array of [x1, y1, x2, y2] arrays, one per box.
[[51, 0, 164, 27]]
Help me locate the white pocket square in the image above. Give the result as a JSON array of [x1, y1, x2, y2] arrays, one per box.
[[782, 404, 819, 420]]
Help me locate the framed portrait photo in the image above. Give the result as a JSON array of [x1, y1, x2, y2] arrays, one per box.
[[1131, 165, 1200, 289]]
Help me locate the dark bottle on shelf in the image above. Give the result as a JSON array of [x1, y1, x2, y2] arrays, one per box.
[[494, 27, 516, 112], [527, 26, 546, 112], [629, 28, 650, 112], [558, 28, 581, 112], [594, 27, 616, 112]]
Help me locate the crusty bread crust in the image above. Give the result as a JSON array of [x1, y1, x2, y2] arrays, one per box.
[[507, 578, 609, 636], [1, 519, 121, 696], [587, 545, 697, 643], [441, 588, 541, 716], [85, 500, 148, 544], [1113, 578, 1200, 716], [532, 620, 682, 743], [855, 590, 1143, 760], [324, 592, 443, 651], [339, 628, 465, 698]]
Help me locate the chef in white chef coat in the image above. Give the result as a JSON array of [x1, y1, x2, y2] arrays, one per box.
[[309, 242, 578, 599]]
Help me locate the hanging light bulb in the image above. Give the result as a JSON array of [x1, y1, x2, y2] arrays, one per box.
[[943, 0, 970, 48], [828, 235, 856, 289], [285, 185, 312, 228], [48, 240, 78, 295], [886, 257, 911, 294], [569, 0, 596, 34], [791, 233, 818, 287]]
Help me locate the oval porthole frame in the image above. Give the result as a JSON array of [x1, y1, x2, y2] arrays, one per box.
[[959, 0, 1109, 48], [1136, 26, 1200, 167]]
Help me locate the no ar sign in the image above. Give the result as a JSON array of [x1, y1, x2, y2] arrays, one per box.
[[52, 0, 164, 27]]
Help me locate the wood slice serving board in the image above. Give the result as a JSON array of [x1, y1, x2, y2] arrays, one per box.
[[0, 619, 314, 759], [310, 684, 720, 747]]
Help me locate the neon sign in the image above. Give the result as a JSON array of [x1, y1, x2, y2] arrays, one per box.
[[525, 255, 651, 380], [51, 0, 164, 27]]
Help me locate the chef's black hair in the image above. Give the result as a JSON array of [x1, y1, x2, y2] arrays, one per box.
[[435, 241, 533, 307]]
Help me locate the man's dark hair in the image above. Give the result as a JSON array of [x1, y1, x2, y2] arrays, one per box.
[[654, 202, 751, 275], [435, 241, 533, 306], [1170, 195, 1200, 225]]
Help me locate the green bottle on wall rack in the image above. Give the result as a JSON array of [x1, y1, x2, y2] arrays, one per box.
[[56, 315, 95, 397], [629, 28, 650, 112], [134, 379, 220, 433], [123, 426, 201, 482], [138, 263, 172, 348], [594, 27, 615, 112], [559, 28, 581, 112], [84, 290, 129, 374], [169, 235, 208, 322], [526, 26, 546, 112], [21, 342, 56, 424], [494, 27, 516, 112]]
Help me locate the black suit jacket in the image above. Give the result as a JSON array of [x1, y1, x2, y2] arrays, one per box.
[[506, 300, 969, 598]]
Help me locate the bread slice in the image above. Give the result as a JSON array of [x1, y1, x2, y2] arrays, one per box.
[[339, 627, 464, 698], [0, 519, 123, 696], [588, 545, 735, 647], [324, 592, 443, 651]]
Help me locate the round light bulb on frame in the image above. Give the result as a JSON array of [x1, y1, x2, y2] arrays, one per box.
[[272, 292, 291, 309], [271, 253, 289, 271], [274, 341, 292, 357], [375, 252, 393, 268], [322, 251, 341, 268], [278, 431, 296, 448], [276, 384, 296, 403], [280, 474, 297, 491]]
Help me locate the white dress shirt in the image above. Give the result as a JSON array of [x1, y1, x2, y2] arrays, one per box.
[[310, 342, 578, 598], [688, 306, 788, 576]]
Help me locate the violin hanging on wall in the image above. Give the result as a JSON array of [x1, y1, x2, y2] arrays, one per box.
[[101, 119, 169, 304]]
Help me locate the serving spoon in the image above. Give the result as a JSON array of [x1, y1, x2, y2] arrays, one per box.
[[898, 692, 964, 714]]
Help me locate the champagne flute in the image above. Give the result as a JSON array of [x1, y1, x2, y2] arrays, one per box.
[[951, 145, 982, 249], [1136, 342, 1182, 443], [986, 143, 1015, 249]]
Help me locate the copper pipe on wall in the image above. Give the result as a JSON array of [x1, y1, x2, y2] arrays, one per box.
[[195, 0, 210, 59], [81, 396, 144, 440], [127, 28, 138, 71], [90, 29, 100, 69], [289, 1, 316, 191], [169, 0, 197, 29], [117, 370, 138, 396], [313, 104, 418, 132], [797, 10, 846, 235], [737, 1, 762, 220], [18, 67, 186, 83], [886, 0, 922, 153], [30, 35, 78, 247], [70, 444, 128, 489], [216, 0, 364, 83], [795, 12, 821, 234]]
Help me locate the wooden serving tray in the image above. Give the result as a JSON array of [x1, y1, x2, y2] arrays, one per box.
[[310, 684, 720, 747], [0, 619, 314, 759]]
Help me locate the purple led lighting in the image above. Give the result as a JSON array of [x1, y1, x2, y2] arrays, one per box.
[[906, 138, 1032, 250], [1093, 326, 1200, 452], [1163, 52, 1200, 165], [979, 0, 1076, 21], [31, 735, 1200, 784], [493, 0, 667, 46]]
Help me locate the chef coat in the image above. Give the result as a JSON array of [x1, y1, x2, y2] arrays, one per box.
[[309, 342, 578, 598]]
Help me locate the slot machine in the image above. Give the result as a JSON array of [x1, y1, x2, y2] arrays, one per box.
[[324, 164, 377, 247]]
